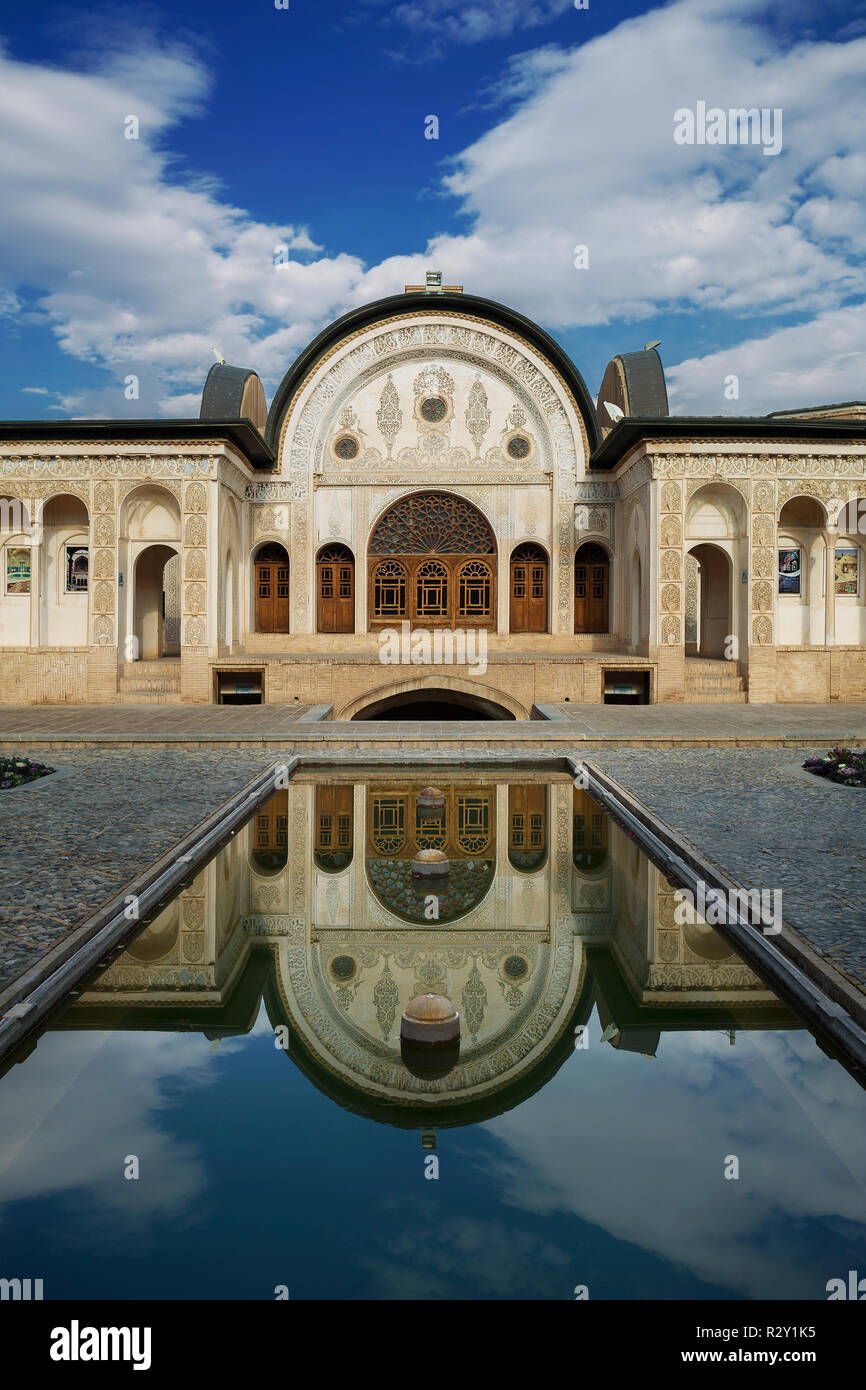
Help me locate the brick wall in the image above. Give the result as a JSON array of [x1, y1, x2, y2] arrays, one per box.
[[0, 649, 89, 704]]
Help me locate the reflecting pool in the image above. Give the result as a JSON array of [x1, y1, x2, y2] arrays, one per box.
[[0, 772, 864, 1301]]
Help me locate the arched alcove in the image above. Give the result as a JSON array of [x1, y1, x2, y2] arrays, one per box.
[[133, 543, 179, 661], [0, 495, 34, 647], [40, 494, 90, 647], [687, 543, 733, 659], [346, 679, 520, 721]]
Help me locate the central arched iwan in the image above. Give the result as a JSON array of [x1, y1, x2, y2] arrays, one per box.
[[368, 492, 496, 629]]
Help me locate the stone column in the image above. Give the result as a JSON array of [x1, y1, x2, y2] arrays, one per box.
[[657, 481, 685, 702], [180, 477, 210, 703], [747, 482, 777, 703], [87, 480, 119, 702], [29, 500, 41, 649], [824, 530, 836, 647]]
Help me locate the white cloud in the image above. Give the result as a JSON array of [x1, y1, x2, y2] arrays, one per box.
[[0, 1030, 215, 1227], [0, 38, 376, 412], [21, 386, 50, 395], [0, 0, 863, 419], [429, 0, 866, 329], [668, 304, 866, 414], [484, 1020, 866, 1299]]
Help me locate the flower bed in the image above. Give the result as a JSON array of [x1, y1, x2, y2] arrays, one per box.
[[0, 757, 55, 790], [802, 748, 866, 787]]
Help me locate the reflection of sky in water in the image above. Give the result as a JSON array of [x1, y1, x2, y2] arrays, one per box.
[[0, 1002, 863, 1300]]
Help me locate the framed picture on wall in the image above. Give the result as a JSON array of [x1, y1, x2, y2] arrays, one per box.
[[65, 545, 89, 593], [835, 547, 859, 596], [778, 547, 801, 595], [5, 546, 31, 594]]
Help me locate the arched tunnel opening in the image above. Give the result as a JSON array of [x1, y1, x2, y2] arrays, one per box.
[[350, 688, 516, 721]]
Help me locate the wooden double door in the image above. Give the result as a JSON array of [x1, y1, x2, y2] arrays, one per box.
[[254, 544, 289, 634], [574, 544, 610, 634], [510, 544, 548, 632], [316, 545, 355, 633]]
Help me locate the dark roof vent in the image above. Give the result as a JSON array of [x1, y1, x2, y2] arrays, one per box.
[[597, 347, 669, 434], [200, 364, 267, 433]]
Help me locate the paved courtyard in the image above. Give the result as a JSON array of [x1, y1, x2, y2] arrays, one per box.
[[1, 701, 866, 747]]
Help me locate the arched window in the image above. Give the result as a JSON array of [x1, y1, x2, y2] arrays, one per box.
[[575, 543, 610, 634], [458, 560, 493, 620], [372, 560, 406, 620], [416, 560, 449, 619], [368, 491, 496, 628], [316, 544, 354, 633], [370, 794, 406, 855], [457, 793, 491, 854], [254, 543, 289, 634], [510, 543, 548, 632]]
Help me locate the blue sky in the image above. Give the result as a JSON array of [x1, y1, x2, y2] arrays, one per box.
[[0, 0, 864, 422]]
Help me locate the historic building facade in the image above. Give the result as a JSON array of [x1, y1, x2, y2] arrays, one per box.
[[0, 285, 864, 709]]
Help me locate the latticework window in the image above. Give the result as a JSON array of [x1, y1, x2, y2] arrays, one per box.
[[458, 560, 492, 619], [457, 795, 490, 854], [368, 493, 496, 627], [416, 560, 448, 618], [372, 560, 407, 618], [372, 795, 405, 854], [369, 492, 495, 556]]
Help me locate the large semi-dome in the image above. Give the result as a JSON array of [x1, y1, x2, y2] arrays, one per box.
[[265, 290, 602, 455]]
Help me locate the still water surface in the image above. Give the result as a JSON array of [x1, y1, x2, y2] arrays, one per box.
[[0, 773, 863, 1300]]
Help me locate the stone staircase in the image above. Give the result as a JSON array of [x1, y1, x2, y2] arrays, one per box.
[[118, 658, 183, 704], [684, 657, 748, 703]]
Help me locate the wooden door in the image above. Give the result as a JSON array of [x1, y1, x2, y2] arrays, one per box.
[[253, 789, 288, 871], [316, 549, 354, 633], [315, 785, 353, 866], [510, 546, 547, 632], [255, 551, 289, 633], [572, 788, 608, 867], [575, 552, 609, 634], [508, 785, 547, 867]]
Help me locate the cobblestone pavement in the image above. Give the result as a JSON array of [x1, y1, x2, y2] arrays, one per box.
[[588, 747, 866, 992], [1, 742, 863, 1007], [0, 749, 275, 990]]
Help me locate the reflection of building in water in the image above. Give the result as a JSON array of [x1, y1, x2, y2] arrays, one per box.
[[252, 789, 288, 873], [62, 778, 798, 1126], [366, 783, 494, 923], [314, 786, 353, 871]]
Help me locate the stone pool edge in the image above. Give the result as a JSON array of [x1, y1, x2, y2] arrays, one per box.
[[573, 756, 866, 1072]]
